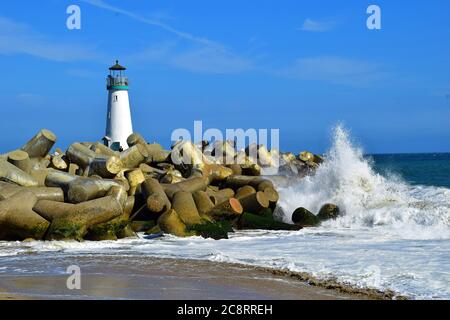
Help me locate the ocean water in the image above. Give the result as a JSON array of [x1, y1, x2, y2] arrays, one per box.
[[0, 126, 449, 299], [371, 153, 450, 188]]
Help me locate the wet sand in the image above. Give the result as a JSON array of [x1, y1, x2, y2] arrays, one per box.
[[0, 256, 369, 300]]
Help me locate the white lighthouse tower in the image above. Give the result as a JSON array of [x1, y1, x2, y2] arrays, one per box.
[[103, 60, 133, 151]]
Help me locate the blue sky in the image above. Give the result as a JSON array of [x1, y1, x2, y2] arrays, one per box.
[[0, 0, 449, 154]]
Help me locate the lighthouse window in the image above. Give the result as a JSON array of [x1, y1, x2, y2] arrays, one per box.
[[114, 95, 118, 102]]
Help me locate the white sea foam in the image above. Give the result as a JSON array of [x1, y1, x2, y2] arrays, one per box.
[[276, 126, 450, 240], [0, 126, 449, 299]]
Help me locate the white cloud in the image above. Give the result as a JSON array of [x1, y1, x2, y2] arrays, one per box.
[[0, 16, 100, 62], [298, 18, 336, 32]]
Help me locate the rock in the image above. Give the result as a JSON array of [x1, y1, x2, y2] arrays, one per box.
[[206, 187, 235, 205], [66, 177, 123, 203], [157, 209, 192, 237], [241, 163, 261, 176], [66, 143, 123, 178], [44, 169, 79, 191], [237, 212, 301, 231], [50, 153, 68, 171], [144, 224, 162, 236], [21, 129, 57, 158], [29, 187, 65, 202], [257, 180, 275, 192], [7, 150, 32, 174], [192, 190, 215, 217], [0, 158, 39, 187], [258, 207, 275, 219], [238, 191, 269, 214], [119, 144, 148, 169], [235, 185, 256, 199], [197, 163, 233, 183], [126, 133, 147, 147], [210, 140, 236, 163], [263, 187, 279, 209], [291, 207, 320, 227], [0, 191, 50, 240], [0, 181, 64, 202], [171, 191, 203, 225], [68, 163, 80, 175], [235, 151, 261, 176], [187, 221, 232, 240], [298, 151, 314, 163], [0, 129, 305, 241], [130, 220, 156, 232], [33, 195, 122, 240], [125, 169, 145, 195], [116, 196, 138, 239], [160, 168, 184, 184], [207, 198, 243, 220], [90, 142, 119, 157], [171, 140, 205, 169], [85, 187, 130, 240], [317, 203, 340, 221], [226, 164, 242, 175], [29, 169, 49, 186], [162, 177, 208, 200], [224, 175, 273, 191], [117, 224, 138, 238], [141, 177, 171, 214], [313, 154, 324, 164], [145, 144, 169, 164]]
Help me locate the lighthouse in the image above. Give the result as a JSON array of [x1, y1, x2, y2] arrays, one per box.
[[103, 60, 133, 151]]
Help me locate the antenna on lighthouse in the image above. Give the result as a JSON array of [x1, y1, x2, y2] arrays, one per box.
[[103, 60, 133, 151]]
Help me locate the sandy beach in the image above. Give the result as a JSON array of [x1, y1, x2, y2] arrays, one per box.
[[0, 256, 369, 300]]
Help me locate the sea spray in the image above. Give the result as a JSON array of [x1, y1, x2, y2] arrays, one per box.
[[275, 125, 450, 239]]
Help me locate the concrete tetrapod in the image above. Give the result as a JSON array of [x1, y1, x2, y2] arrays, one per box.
[[238, 191, 269, 214], [224, 175, 274, 191], [263, 187, 279, 209], [206, 187, 235, 205], [207, 197, 243, 220], [21, 129, 57, 159], [66, 143, 123, 178], [0, 181, 64, 202], [162, 177, 209, 200], [192, 190, 215, 217], [7, 150, 32, 174], [0, 191, 50, 240], [119, 144, 148, 169], [126, 133, 147, 147], [235, 185, 257, 199], [86, 186, 130, 240], [141, 177, 171, 214], [33, 195, 123, 240], [171, 191, 203, 225], [157, 209, 191, 237], [0, 158, 39, 187], [66, 177, 123, 203]]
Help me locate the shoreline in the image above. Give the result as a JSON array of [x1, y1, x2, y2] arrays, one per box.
[[0, 255, 401, 300]]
